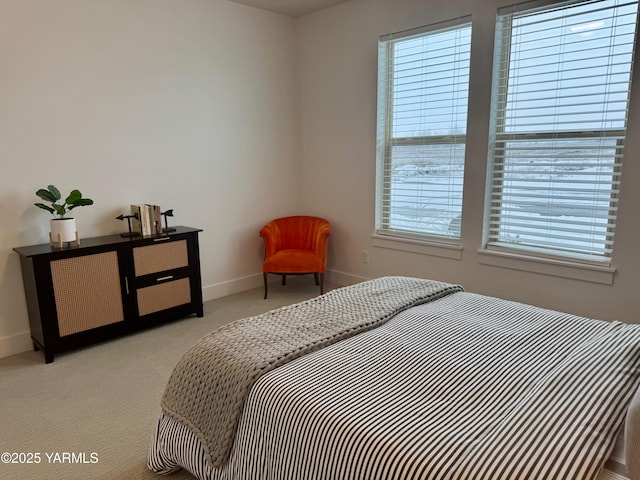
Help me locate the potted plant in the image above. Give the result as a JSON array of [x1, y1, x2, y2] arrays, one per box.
[[34, 185, 93, 244]]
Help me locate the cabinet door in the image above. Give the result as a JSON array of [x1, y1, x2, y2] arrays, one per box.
[[132, 239, 192, 316], [50, 251, 125, 336]]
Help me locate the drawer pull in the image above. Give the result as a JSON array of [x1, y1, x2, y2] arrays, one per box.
[[153, 237, 171, 242], [157, 275, 174, 282]]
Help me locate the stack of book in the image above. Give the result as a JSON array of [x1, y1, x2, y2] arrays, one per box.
[[130, 204, 163, 236]]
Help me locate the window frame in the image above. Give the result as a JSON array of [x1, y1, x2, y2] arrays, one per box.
[[482, 0, 637, 269], [375, 16, 473, 246]]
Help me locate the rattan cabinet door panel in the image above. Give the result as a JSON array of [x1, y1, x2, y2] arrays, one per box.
[[137, 277, 191, 316], [133, 240, 188, 276], [50, 251, 124, 336]]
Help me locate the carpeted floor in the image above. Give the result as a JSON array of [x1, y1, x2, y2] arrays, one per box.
[[0, 277, 337, 480]]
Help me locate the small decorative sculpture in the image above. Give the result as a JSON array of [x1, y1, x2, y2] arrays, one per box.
[[161, 209, 176, 233], [116, 214, 141, 238]]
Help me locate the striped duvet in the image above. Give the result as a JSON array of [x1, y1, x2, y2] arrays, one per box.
[[148, 291, 640, 480]]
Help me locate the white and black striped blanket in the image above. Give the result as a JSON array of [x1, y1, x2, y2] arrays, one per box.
[[160, 276, 463, 468], [149, 286, 640, 480]]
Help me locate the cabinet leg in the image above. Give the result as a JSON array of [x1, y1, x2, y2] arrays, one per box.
[[44, 351, 54, 364], [32, 340, 40, 352]]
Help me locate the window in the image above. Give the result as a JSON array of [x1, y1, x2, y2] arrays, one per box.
[[485, 0, 638, 262], [376, 17, 472, 241]]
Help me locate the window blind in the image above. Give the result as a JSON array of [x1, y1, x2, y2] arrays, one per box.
[[486, 0, 638, 261], [376, 17, 472, 240]]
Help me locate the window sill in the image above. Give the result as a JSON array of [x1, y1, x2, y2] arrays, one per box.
[[477, 248, 616, 285], [371, 233, 463, 260]]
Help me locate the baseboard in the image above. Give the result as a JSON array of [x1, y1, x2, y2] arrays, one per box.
[[325, 269, 370, 287], [200, 270, 370, 303], [201, 273, 265, 303], [0, 330, 33, 359]]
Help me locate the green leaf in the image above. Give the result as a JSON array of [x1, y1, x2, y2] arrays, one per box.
[[35, 189, 58, 203], [68, 198, 94, 210], [34, 203, 55, 214], [47, 185, 61, 201], [65, 190, 81, 204]]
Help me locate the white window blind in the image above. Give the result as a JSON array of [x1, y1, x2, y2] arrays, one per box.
[[486, 0, 638, 261], [376, 17, 472, 240]]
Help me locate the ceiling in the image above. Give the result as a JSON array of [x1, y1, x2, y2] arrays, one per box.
[[228, 0, 351, 17]]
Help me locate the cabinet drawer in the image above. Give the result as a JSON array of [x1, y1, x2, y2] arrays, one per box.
[[137, 277, 191, 316], [50, 251, 125, 336], [133, 240, 188, 276]]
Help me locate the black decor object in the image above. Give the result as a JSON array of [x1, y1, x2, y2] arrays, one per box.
[[116, 213, 141, 238], [162, 209, 176, 233]]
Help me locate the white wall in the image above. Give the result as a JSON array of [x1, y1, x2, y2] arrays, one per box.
[[4, 0, 640, 361], [296, 0, 640, 324], [0, 0, 299, 358]]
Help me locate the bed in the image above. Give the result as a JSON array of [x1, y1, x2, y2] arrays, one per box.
[[148, 276, 640, 480]]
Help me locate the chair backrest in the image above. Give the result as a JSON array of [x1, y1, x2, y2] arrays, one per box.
[[270, 216, 329, 250]]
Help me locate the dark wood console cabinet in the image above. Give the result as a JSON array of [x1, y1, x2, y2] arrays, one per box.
[[14, 226, 203, 363]]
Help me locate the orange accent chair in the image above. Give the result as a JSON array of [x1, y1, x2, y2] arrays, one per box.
[[259, 216, 331, 299]]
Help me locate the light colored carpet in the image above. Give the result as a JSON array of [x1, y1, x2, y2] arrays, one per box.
[[0, 277, 337, 480]]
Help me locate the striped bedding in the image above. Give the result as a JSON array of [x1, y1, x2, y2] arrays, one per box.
[[148, 291, 640, 480], [160, 277, 462, 468]]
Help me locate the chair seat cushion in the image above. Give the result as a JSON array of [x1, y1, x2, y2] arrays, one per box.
[[263, 249, 325, 273]]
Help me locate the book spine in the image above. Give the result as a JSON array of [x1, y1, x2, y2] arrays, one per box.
[[147, 205, 154, 236], [155, 205, 162, 235], [139, 205, 150, 236], [145, 204, 156, 236]]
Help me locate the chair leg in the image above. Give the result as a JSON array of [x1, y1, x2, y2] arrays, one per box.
[[282, 275, 286, 286], [263, 273, 268, 299], [314, 273, 319, 285], [319, 273, 324, 295]]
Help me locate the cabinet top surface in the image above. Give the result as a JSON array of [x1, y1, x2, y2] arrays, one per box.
[[13, 226, 202, 258]]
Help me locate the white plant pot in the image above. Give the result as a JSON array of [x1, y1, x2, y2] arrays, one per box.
[[50, 218, 77, 244]]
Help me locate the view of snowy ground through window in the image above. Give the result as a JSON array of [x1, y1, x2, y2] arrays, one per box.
[[389, 139, 616, 252]]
